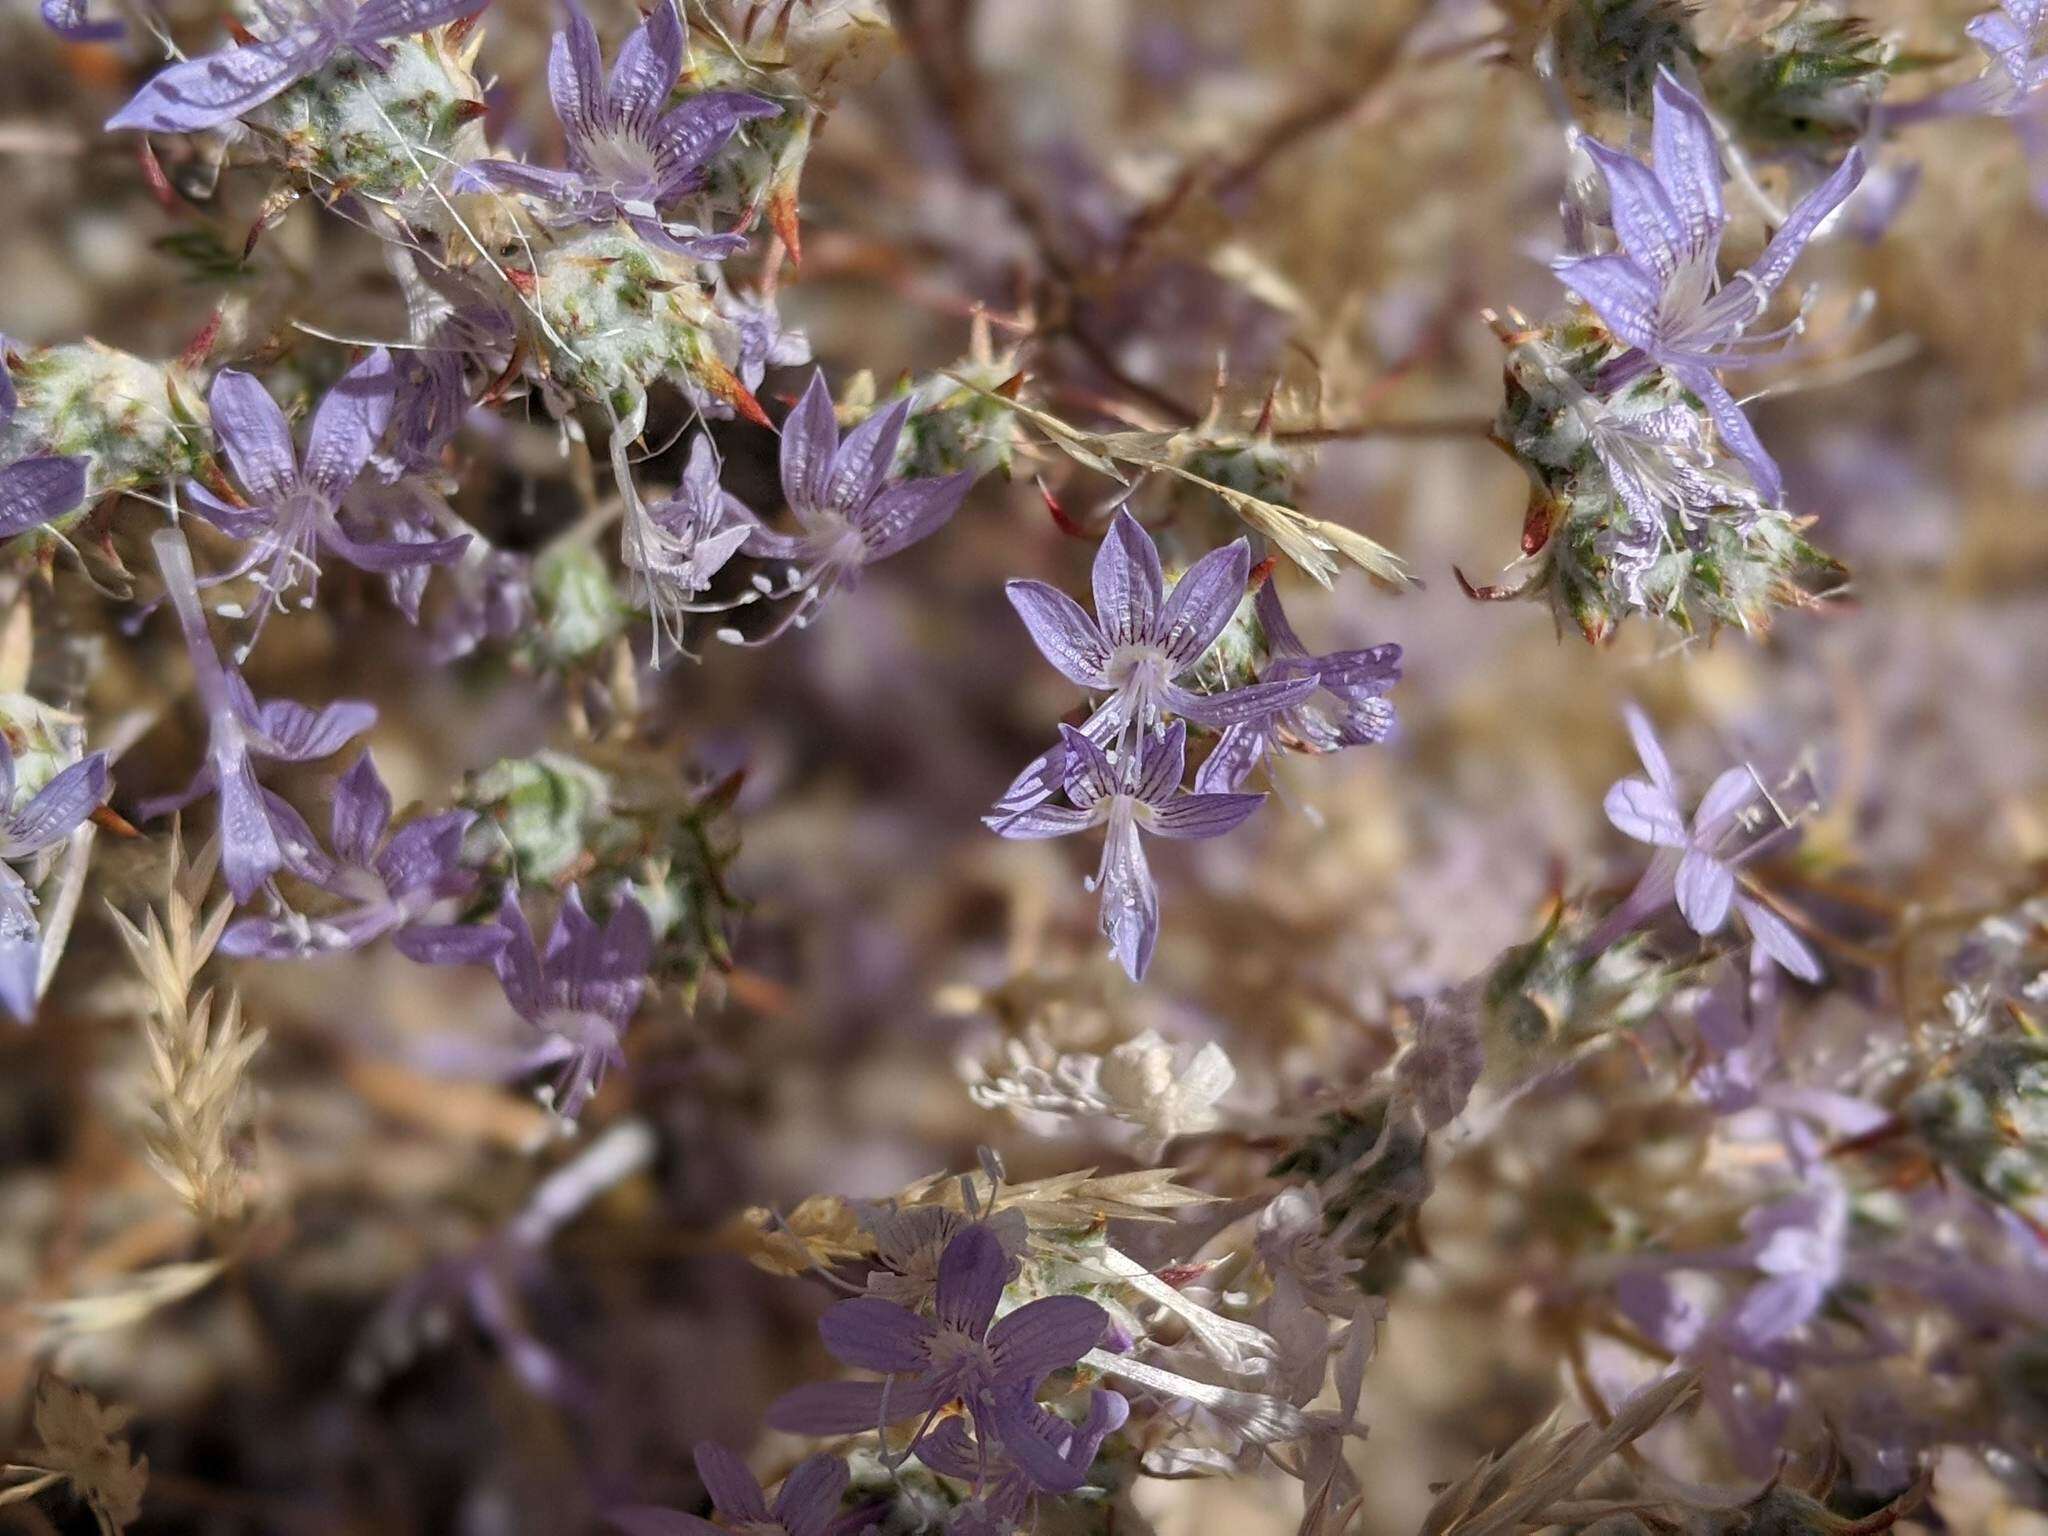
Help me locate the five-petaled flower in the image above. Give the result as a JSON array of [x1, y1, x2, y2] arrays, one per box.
[[107, 0, 491, 135], [997, 510, 1315, 814], [988, 722, 1265, 982], [0, 739, 110, 1021], [221, 752, 502, 963], [189, 351, 470, 633], [720, 371, 974, 644], [1595, 704, 1822, 981], [455, 0, 777, 257], [1553, 69, 1865, 505], [489, 886, 653, 1119], [146, 527, 378, 904], [624, 434, 756, 614], [764, 1224, 1110, 1484]]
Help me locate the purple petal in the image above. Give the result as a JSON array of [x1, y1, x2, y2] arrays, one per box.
[[393, 921, 508, 966], [348, 0, 487, 43], [1161, 674, 1316, 728], [548, 0, 608, 146], [106, 32, 328, 134], [1726, 1273, 1823, 1349], [490, 892, 543, 1021], [1311, 642, 1403, 695], [376, 811, 470, 894], [607, 0, 684, 133], [1056, 723, 1119, 809], [453, 159, 594, 203], [1155, 540, 1249, 670], [648, 90, 780, 184], [1692, 765, 1759, 845], [259, 787, 338, 887], [985, 803, 1096, 840], [1621, 703, 1678, 797], [826, 397, 909, 520], [1005, 580, 1111, 687], [772, 1455, 850, 1536], [330, 752, 393, 867], [1132, 720, 1187, 805], [1095, 510, 1165, 649], [987, 1294, 1106, 1382], [855, 474, 970, 562], [818, 1297, 932, 1374], [1735, 895, 1822, 983], [1649, 70, 1725, 265], [1739, 145, 1866, 304], [984, 1390, 1092, 1494], [40, 0, 124, 41], [693, 1443, 771, 1525], [1675, 847, 1735, 935], [322, 518, 471, 575], [1554, 254, 1663, 353], [1146, 790, 1264, 841], [302, 348, 396, 499], [209, 369, 301, 502], [910, 1417, 979, 1480], [1671, 363, 1781, 505], [1582, 137, 1690, 283], [184, 480, 276, 540], [0, 754, 108, 858], [779, 371, 838, 517], [0, 456, 89, 538], [933, 1225, 1008, 1339], [216, 749, 286, 903], [764, 1378, 940, 1435], [1191, 721, 1267, 795], [624, 214, 750, 261], [0, 931, 40, 1021], [247, 697, 377, 762], [1096, 815, 1157, 981], [1605, 777, 1688, 848]]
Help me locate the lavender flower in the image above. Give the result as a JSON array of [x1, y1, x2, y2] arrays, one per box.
[[145, 528, 378, 903], [623, 435, 755, 607], [721, 371, 973, 643], [39, 0, 122, 41], [1596, 704, 1821, 981], [716, 288, 812, 393], [489, 886, 652, 1119], [188, 352, 469, 629], [0, 741, 110, 1021], [1554, 70, 1865, 503], [997, 511, 1316, 813], [455, 0, 776, 257], [764, 1225, 1110, 1476], [1970, 0, 2048, 103], [220, 753, 500, 962], [0, 455, 90, 543], [610, 1445, 848, 1536], [914, 1387, 1129, 1506], [106, 0, 491, 136], [1194, 582, 1400, 794], [988, 722, 1264, 982]]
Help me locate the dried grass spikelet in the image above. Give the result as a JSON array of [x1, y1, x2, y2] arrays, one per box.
[[103, 822, 265, 1227]]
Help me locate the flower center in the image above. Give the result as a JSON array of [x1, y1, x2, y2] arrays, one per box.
[[579, 128, 662, 200]]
